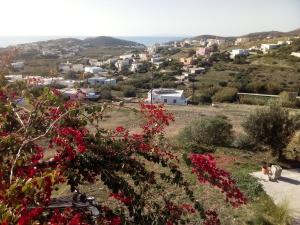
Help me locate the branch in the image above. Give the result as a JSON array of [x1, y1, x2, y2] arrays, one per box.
[[9, 102, 138, 184]]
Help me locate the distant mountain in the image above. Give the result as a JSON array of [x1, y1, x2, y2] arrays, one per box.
[[193, 28, 300, 41], [193, 35, 234, 41], [83, 36, 144, 47], [20, 36, 145, 48]]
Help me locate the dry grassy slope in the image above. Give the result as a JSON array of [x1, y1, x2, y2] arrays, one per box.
[[99, 103, 275, 137]]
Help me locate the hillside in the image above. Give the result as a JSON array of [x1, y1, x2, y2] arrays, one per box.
[[193, 27, 300, 41], [19, 36, 144, 48], [83, 36, 144, 47]]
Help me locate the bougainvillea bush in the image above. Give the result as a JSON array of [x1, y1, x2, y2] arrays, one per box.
[[0, 80, 246, 224]]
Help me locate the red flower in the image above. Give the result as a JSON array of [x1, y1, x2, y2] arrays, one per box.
[[115, 126, 125, 133], [190, 154, 247, 207], [110, 192, 132, 205], [110, 216, 121, 225]]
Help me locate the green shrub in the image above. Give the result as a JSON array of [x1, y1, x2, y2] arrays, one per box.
[[195, 93, 212, 104], [245, 82, 266, 93], [98, 86, 112, 100], [179, 116, 233, 151], [242, 104, 298, 158], [266, 83, 282, 95], [212, 87, 238, 102], [234, 134, 257, 150], [123, 86, 136, 97]]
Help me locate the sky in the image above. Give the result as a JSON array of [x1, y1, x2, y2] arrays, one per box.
[[0, 0, 300, 37]]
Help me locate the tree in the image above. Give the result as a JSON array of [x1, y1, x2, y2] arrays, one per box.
[[123, 86, 136, 97], [233, 55, 246, 64], [242, 104, 299, 158]]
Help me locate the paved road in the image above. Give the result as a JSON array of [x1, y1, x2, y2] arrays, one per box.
[[251, 169, 300, 224]]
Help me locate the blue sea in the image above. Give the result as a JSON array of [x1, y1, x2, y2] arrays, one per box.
[[0, 36, 188, 48]]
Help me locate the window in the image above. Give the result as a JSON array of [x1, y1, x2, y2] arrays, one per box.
[[173, 99, 177, 104], [164, 99, 167, 103]]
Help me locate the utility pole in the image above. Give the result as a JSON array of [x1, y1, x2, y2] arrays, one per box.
[[151, 68, 153, 105], [189, 74, 195, 102], [192, 75, 195, 102]]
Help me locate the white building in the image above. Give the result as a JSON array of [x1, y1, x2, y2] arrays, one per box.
[[147, 88, 187, 105], [139, 53, 149, 61], [151, 54, 164, 63], [11, 62, 24, 70], [277, 40, 293, 45], [84, 66, 105, 74], [120, 54, 134, 60], [230, 49, 249, 59], [5, 75, 23, 83], [72, 64, 85, 73], [115, 59, 130, 71], [261, 44, 279, 52], [130, 62, 142, 73], [147, 43, 160, 55], [189, 67, 205, 74], [87, 77, 116, 86], [58, 62, 72, 73], [291, 52, 300, 58], [207, 39, 225, 47], [235, 37, 250, 45]]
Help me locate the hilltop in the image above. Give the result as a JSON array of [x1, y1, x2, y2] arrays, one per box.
[[32, 36, 144, 48], [193, 27, 300, 41], [83, 36, 144, 47]]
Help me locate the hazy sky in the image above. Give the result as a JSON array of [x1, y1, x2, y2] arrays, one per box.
[[1, 0, 300, 37]]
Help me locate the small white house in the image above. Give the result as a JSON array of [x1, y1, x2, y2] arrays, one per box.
[[5, 75, 23, 83], [230, 49, 249, 59], [58, 62, 72, 73], [84, 66, 105, 74], [115, 59, 130, 71], [139, 53, 149, 61], [87, 77, 117, 86], [72, 64, 85, 73], [147, 88, 187, 105], [120, 54, 134, 60], [11, 62, 24, 70], [130, 62, 142, 72], [189, 67, 205, 75], [261, 44, 279, 52]]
